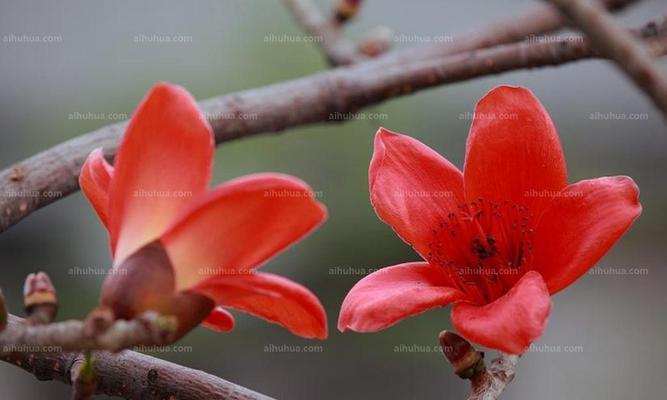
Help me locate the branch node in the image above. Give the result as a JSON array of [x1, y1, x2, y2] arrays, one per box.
[[71, 352, 97, 400], [83, 307, 114, 337], [358, 26, 393, 57]]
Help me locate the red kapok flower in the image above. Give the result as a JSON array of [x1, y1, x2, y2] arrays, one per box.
[[80, 82, 328, 339], [338, 86, 641, 354]]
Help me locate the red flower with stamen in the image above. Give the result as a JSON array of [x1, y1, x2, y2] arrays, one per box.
[[80, 82, 328, 339], [338, 86, 641, 353]]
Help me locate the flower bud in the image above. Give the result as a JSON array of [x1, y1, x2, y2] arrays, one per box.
[[439, 330, 485, 379], [358, 26, 393, 58], [24, 271, 58, 324]]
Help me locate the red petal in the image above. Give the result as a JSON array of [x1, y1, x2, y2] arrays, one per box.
[[532, 176, 641, 294], [338, 262, 465, 333], [369, 128, 464, 258], [451, 271, 551, 354], [160, 173, 327, 290], [202, 307, 235, 333], [463, 86, 567, 216], [108, 83, 214, 263], [79, 148, 114, 228], [193, 272, 328, 339]]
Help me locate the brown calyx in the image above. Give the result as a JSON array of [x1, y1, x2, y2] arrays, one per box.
[[99, 240, 214, 340]]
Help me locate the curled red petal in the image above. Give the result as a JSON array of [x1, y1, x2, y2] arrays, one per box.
[[463, 86, 567, 217], [79, 148, 113, 228], [533, 176, 641, 294], [451, 271, 551, 354], [369, 128, 465, 258], [202, 307, 236, 333], [338, 262, 465, 333], [193, 272, 328, 339], [161, 173, 327, 290], [108, 82, 214, 263]]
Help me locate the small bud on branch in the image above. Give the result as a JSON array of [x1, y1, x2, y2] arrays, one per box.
[[23, 272, 58, 324], [358, 26, 393, 58], [333, 0, 362, 24], [439, 330, 520, 400], [439, 331, 485, 379]]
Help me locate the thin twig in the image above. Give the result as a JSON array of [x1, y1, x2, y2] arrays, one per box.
[[285, 0, 636, 66], [549, 0, 667, 117], [467, 354, 520, 400], [2, 348, 275, 400], [376, 0, 638, 64], [440, 331, 520, 400], [283, 0, 366, 65], [0, 19, 664, 236]]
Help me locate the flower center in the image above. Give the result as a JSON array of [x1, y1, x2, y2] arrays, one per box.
[[426, 198, 534, 304]]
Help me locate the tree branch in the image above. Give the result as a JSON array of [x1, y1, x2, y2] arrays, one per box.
[[440, 331, 520, 400], [468, 354, 520, 400], [0, 313, 177, 354], [2, 347, 275, 400], [284, 0, 636, 66], [373, 0, 638, 64], [0, 17, 664, 236], [0, 275, 274, 399], [549, 0, 667, 117], [71, 352, 97, 400], [283, 0, 367, 65]]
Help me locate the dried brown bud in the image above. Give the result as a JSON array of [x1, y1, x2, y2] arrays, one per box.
[[439, 330, 485, 379], [358, 26, 393, 58], [24, 272, 58, 324], [334, 0, 362, 24]]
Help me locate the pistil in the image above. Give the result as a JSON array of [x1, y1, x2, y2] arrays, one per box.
[[426, 198, 534, 304]]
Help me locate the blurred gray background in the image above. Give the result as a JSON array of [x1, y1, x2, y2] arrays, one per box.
[[0, 0, 666, 399]]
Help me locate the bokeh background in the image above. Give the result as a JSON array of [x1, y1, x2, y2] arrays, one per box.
[[1, 0, 666, 399]]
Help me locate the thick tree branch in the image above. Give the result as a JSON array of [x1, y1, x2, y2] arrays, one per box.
[[549, 0, 667, 117], [1, 275, 273, 399], [2, 347, 275, 400], [0, 18, 664, 236], [1, 314, 274, 399], [0, 313, 177, 354]]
